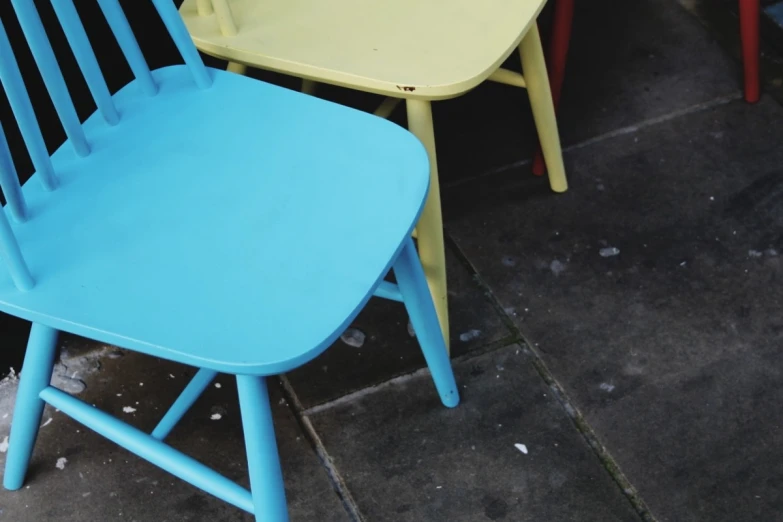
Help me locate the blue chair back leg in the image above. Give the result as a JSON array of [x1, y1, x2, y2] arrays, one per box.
[[394, 237, 460, 408]]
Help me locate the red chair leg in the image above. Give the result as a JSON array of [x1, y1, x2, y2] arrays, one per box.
[[533, 0, 575, 176], [739, 0, 760, 103]]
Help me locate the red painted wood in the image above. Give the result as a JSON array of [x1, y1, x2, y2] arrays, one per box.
[[739, 0, 760, 103]]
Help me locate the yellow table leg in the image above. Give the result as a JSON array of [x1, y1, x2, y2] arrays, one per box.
[[519, 24, 568, 193], [373, 97, 402, 119], [301, 79, 318, 95], [226, 62, 248, 75], [406, 99, 450, 351]]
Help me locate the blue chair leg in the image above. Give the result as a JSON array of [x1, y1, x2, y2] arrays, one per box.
[[236, 375, 289, 522], [3, 323, 59, 490], [394, 237, 460, 408], [151, 368, 217, 441]]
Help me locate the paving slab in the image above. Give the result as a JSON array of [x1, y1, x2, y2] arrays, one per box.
[[446, 97, 783, 521], [551, 0, 741, 146], [285, 248, 512, 410], [594, 354, 783, 522], [0, 338, 350, 522], [309, 345, 641, 522]]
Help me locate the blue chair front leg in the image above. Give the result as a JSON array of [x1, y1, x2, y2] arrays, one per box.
[[3, 323, 59, 490], [236, 375, 289, 522], [394, 237, 460, 408]]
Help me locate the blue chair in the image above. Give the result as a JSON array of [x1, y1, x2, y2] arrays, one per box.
[[0, 1, 459, 520]]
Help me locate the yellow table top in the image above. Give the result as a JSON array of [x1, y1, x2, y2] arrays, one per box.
[[180, 0, 547, 99]]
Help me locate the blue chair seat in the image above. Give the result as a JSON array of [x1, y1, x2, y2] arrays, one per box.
[[0, 66, 429, 375]]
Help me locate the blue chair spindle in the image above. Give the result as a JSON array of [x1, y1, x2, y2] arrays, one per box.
[[39, 387, 255, 513], [0, 19, 57, 191], [150, 0, 212, 89], [50, 0, 119, 126], [0, 210, 33, 291], [95, 0, 158, 96], [10, 0, 90, 157], [151, 368, 218, 441], [0, 122, 28, 223], [0, 123, 33, 290]]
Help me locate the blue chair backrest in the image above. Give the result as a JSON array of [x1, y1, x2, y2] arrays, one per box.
[[0, 0, 210, 292]]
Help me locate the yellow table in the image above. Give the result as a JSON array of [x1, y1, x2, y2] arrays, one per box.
[[180, 0, 569, 346]]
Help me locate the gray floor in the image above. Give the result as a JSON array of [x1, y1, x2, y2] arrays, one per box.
[[2, 0, 782, 520]]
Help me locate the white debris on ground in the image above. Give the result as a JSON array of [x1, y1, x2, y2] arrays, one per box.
[[214, 383, 222, 389], [340, 328, 366, 348], [0, 436, 9, 453], [749, 250, 763, 258], [459, 329, 482, 342], [122, 406, 137, 414], [600, 382, 616, 392], [0, 369, 20, 432], [3, 368, 17, 383], [51, 343, 115, 395], [210, 413, 222, 420], [514, 443, 528, 455], [55, 457, 67, 470], [407, 321, 416, 338], [550, 259, 566, 276], [40, 417, 53, 428], [599, 247, 620, 258]]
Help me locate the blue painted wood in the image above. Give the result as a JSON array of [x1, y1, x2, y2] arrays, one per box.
[[373, 280, 404, 302], [3, 324, 58, 490], [0, 18, 57, 191], [0, 122, 28, 223], [237, 376, 289, 522], [0, 122, 32, 290], [152, 368, 217, 440], [39, 386, 255, 513], [10, 0, 90, 157], [394, 238, 460, 407], [50, 0, 120, 125], [0, 205, 34, 291], [150, 0, 212, 89], [96, 0, 158, 96]]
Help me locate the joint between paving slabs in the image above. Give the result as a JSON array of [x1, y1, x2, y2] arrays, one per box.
[[444, 231, 660, 522], [273, 332, 518, 520], [442, 93, 739, 193], [276, 375, 367, 522]]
